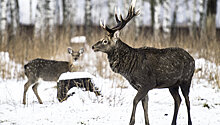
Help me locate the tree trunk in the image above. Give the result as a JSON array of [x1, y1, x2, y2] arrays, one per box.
[[34, 0, 45, 37], [62, 0, 72, 26], [108, 0, 116, 26], [0, 0, 8, 44], [206, 0, 216, 39], [150, 0, 155, 34], [9, 0, 19, 35], [134, 0, 143, 39], [199, 0, 208, 37], [0, 0, 8, 34], [162, 0, 171, 39], [45, 0, 56, 34], [191, 0, 197, 37], [171, 0, 178, 40], [30, 0, 32, 24], [154, 0, 161, 39], [85, 0, 92, 36]]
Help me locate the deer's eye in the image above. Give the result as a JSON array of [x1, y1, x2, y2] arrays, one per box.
[[103, 40, 108, 44]]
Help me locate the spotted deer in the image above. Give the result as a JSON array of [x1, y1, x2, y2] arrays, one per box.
[[92, 0, 195, 125], [23, 48, 84, 104]]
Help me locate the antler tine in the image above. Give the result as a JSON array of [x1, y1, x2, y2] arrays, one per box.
[[100, 19, 114, 34], [100, 19, 106, 29], [115, 7, 120, 23]]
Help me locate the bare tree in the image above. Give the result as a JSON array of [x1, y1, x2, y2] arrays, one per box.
[[9, 0, 19, 35], [62, 0, 77, 36], [34, 0, 45, 37], [199, 0, 208, 36], [85, 0, 92, 36], [185, 0, 191, 36], [62, 0, 73, 26], [45, 0, 56, 34], [134, 0, 143, 39], [30, 0, 32, 24], [171, 0, 179, 40], [206, 0, 217, 38], [162, 0, 171, 38], [191, 0, 198, 37], [150, 0, 155, 34], [0, 0, 8, 36], [108, 0, 116, 26], [154, 0, 161, 38]]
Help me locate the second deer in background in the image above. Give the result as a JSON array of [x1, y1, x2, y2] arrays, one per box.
[[23, 48, 84, 105]]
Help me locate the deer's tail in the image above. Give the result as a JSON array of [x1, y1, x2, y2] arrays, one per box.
[[24, 64, 28, 76]]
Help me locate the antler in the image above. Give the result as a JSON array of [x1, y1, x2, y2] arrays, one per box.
[[100, 0, 140, 35]]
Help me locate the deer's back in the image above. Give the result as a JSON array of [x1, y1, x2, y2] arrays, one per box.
[[141, 47, 195, 88], [113, 46, 195, 89], [24, 58, 69, 81]]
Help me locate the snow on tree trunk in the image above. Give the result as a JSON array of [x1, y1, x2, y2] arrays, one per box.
[[85, 0, 92, 36], [9, 0, 19, 35], [34, 0, 45, 37], [162, 0, 171, 38], [108, 0, 116, 26], [0, 0, 8, 34]]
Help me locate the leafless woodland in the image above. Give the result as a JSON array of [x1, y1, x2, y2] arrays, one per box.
[[0, 0, 219, 88]]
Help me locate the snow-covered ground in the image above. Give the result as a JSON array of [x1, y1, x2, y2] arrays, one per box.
[[0, 52, 220, 125], [0, 76, 220, 125]]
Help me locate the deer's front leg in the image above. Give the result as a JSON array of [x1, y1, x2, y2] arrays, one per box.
[[130, 87, 149, 125]]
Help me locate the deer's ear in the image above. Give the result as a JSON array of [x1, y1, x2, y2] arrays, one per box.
[[79, 48, 84, 54], [68, 47, 73, 54], [113, 30, 120, 42]]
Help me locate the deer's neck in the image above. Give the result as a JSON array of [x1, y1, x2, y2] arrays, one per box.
[[68, 62, 78, 72], [107, 40, 137, 76]]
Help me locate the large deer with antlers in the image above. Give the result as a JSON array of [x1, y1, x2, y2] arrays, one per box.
[[23, 48, 84, 104], [92, 0, 195, 125]]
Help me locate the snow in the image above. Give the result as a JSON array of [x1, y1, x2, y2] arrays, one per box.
[[70, 36, 87, 43], [0, 53, 220, 125], [58, 72, 95, 80], [0, 77, 220, 125]]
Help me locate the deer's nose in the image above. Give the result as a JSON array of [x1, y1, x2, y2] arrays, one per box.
[[92, 46, 94, 50]]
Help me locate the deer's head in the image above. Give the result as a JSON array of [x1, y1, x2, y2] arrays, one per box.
[[68, 48, 84, 61], [92, 0, 140, 53]]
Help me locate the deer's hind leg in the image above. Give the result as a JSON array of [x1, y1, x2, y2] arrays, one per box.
[[142, 94, 149, 125], [23, 79, 35, 104], [169, 85, 182, 125], [180, 80, 192, 125], [32, 83, 43, 104]]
